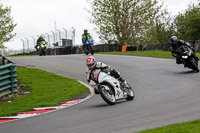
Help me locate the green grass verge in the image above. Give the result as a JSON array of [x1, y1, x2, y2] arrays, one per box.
[[97, 50, 200, 59], [137, 120, 200, 133], [0, 67, 89, 116], [6, 55, 37, 58]]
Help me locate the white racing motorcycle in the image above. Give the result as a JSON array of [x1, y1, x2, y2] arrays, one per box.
[[88, 69, 135, 105]]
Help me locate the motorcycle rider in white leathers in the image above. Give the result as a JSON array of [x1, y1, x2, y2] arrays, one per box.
[[86, 56, 107, 80], [86, 56, 126, 93]]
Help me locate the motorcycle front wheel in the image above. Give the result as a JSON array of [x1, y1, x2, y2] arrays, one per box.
[[83, 45, 89, 55], [189, 57, 199, 72], [90, 45, 94, 55], [126, 83, 135, 100], [99, 84, 116, 105], [40, 49, 46, 56]]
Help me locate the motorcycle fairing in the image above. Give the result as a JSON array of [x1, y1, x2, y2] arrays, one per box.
[[98, 72, 124, 99]]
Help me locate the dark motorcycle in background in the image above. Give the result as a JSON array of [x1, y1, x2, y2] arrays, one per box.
[[176, 45, 199, 72], [39, 41, 47, 56], [83, 37, 94, 55]]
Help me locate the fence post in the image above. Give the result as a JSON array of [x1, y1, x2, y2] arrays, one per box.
[[10, 64, 18, 93]]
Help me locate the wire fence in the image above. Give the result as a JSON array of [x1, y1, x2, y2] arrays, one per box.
[[21, 28, 75, 53]]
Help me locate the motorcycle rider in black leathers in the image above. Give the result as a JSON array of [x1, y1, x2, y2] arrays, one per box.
[[35, 36, 46, 51], [170, 36, 199, 64]]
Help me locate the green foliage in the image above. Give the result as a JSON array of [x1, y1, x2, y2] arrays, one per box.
[[0, 3, 16, 48], [147, 17, 174, 44], [0, 67, 89, 116], [88, 0, 171, 46], [174, 2, 200, 40]]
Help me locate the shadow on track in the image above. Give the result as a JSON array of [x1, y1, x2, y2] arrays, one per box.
[[87, 100, 129, 108], [175, 70, 198, 74]]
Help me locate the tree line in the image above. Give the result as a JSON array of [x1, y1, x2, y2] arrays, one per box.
[[88, 0, 200, 46]]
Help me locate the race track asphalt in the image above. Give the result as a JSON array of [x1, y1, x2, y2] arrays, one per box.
[[1, 54, 200, 133]]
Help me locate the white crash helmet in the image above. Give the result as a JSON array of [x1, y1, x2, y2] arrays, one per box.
[[86, 56, 97, 69]]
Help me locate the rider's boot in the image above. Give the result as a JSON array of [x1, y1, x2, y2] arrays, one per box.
[[119, 77, 125, 82], [119, 77, 129, 91]]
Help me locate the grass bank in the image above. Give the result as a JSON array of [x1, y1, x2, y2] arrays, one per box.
[[0, 67, 89, 116], [97, 50, 200, 59], [138, 120, 200, 133], [6, 55, 37, 58]]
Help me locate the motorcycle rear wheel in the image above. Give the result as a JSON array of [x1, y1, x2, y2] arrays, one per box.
[[99, 84, 116, 105]]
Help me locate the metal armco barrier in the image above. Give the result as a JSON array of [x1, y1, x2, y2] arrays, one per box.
[[0, 55, 18, 97], [10, 41, 200, 56]]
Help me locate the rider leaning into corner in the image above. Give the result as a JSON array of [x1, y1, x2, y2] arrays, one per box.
[[35, 36, 46, 51], [169, 36, 199, 64], [86, 56, 127, 93]]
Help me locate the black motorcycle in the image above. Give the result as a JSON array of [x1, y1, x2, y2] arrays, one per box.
[[83, 37, 94, 55], [176, 45, 199, 72]]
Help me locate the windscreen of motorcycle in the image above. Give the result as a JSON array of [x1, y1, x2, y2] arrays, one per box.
[[41, 41, 46, 44]]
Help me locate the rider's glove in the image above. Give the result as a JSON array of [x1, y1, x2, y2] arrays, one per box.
[[87, 79, 91, 83], [172, 53, 177, 57], [171, 51, 177, 57]]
